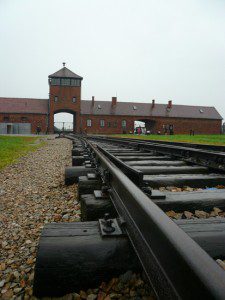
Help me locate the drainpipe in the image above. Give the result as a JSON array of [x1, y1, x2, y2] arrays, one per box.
[[47, 93, 50, 134]]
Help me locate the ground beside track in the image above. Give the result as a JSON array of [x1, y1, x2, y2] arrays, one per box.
[[0, 137, 155, 300], [0, 137, 79, 299], [111, 134, 225, 145], [0, 136, 46, 170]]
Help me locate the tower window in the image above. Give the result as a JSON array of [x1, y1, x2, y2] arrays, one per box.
[[71, 79, 81, 87], [100, 119, 105, 127], [87, 119, 92, 127], [72, 97, 76, 103], [51, 78, 60, 85], [61, 78, 71, 86], [54, 96, 58, 102]]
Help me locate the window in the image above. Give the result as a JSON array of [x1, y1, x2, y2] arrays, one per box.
[[113, 121, 117, 128], [87, 119, 92, 127], [21, 117, 28, 122], [100, 119, 105, 127], [122, 120, 126, 128], [72, 97, 76, 103], [61, 78, 71, 86], [133, 105, 137, 110], [54, 96, 58, 102], [51, 78, 60, 85], [97, 105, 101, 109], [50, 78, 81, 86], [3, 116, 9, 122], [71, 79, 81, 86], [108, 122, 111, 127], [199, 109, 204, 113]]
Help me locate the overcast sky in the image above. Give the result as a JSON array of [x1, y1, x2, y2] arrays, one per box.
[[0, 0, 224, 124]]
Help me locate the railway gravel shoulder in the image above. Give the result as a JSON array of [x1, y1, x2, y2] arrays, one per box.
[[0, 137, 79, 299]]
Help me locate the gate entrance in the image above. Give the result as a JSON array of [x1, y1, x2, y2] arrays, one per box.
[[135, 119, 156, 134], [54, 122, 74, 133], [53, 112, 76, 133]]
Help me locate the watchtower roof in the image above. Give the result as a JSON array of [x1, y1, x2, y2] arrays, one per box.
[[49, 66, 83, 79]]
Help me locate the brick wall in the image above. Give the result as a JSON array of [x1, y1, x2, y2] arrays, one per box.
[[80, 115, 222, 135], [0, 113, 48, 134], [0, 112, 221, 135], [48, 80, 222, 135], [49, 85, 81, 133]]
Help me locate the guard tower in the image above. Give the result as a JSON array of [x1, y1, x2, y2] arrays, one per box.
[[48, 63, 83, 133]]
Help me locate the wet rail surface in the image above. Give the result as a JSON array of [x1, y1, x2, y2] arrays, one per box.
[[33, 135, 225, 299]]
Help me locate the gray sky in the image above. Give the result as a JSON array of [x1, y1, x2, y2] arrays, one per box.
[[0, 0, 225, 123]]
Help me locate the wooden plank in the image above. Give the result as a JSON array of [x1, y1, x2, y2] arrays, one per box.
[[117, 155, 171, 161], [34, 222, 141, 297], [127, 160, 185, 166], [175, 218, 225, 259], [78, 176, 102, 198], [136, 166, 208, 175], [153, 189, 225, 212], [144, 173, 225, 188], [80, 194, 117, 221], [65, 166, 95, 185]]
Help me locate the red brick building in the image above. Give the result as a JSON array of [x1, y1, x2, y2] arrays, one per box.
[[0, 64, 223, 134]]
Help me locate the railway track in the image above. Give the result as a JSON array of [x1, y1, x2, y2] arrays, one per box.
[[33, 135, 225, 299], [101, 136, 225, 152]]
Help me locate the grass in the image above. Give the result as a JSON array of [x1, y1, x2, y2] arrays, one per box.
[[0, 136, 46, 170], [111, 134, 225, 145]]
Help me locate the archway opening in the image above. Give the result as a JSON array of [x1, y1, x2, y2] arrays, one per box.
[[134, 119, 156, 135], [54, 112, 75, 133]]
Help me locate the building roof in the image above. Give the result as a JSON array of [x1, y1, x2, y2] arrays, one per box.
[[0, 97, 48, 114], [49, 67, 83, 79], [0, 97, 222, 120], [81, 100, 223, 120]]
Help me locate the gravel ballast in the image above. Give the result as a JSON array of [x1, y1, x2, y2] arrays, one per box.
[[0, 137, 79, 299], [0, 137, 155, 299]]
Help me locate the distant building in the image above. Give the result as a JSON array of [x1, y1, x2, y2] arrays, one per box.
[[0, 64, 223, 134], [222, 122, 225, 134]]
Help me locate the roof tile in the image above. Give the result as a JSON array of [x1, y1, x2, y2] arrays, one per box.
[[0, 97, 48, 114], [49, 67, 83, 79], [80, 100, 223, 120]]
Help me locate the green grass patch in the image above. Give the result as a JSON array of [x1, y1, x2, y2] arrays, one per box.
[[111, 134, 225, 145], [0, 136, 46, 170]]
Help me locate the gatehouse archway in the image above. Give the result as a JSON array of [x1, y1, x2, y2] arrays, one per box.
[[53, 109, 76, 133], [134, 119, 156, 134]]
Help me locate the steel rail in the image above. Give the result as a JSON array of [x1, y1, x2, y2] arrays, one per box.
[[96, 144, 143, 186], [84, 138, 225, 300], [88, 136, 225, 171], [100, 136, 225, 152]]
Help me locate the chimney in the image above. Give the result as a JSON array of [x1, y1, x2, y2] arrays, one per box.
[[112, 96, 117, 107], [167, 100, 172, 109], [152, 99, 155, 108], [92, 96, 95, 106]]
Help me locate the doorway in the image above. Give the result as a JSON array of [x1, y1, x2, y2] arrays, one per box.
[[54, 112, 75, 133], [7, 124, 13, 134]]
